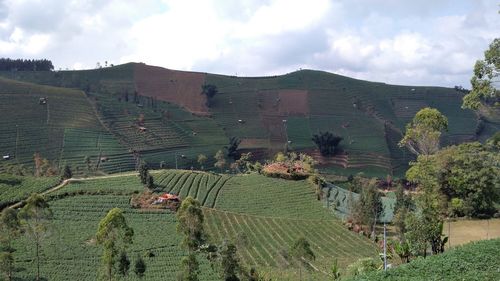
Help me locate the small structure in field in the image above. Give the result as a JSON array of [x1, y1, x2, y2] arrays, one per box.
[[39, 97, 47, 105], [153, 193, 180, 204], [238, 119, 245, 124], [138, 126, 147, 132], [2, 155, 11, 160], [100, 157, 109, 162]]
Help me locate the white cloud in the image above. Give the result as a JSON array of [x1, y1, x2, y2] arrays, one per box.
[[0, 0, 498, 87]]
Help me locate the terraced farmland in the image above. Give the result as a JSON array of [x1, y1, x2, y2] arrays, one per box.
[[6, 171, 379, 280], [0, 63, 488, 178], [0, 174, 59, 207]]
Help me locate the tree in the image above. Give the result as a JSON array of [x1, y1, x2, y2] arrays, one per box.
[[289, 237, 315, 280], [354, 178, 383, 237], [311, 131, 342, 156], [134, 254, 146, 278], [96, 208, 134, 281], [197, 154, 207, 170], [0, 208, 21, 281], [214, 150, 226, 172], [138, 161, 149, 185], [84, 155, 93, 173], [201, 84, 218, 107], [146, 174, 154, 190], [399, 107, 448, 155], [118, 251, 131, 277], [463, 38, 499, 109], [393, 185, 414, 240], [176, 197, 206, 252], [177, 253, 200, 281], [61, 165, 72, 180], [219, 242, 241, 281], [407, 142, 499, 217], [226, 137, 241, 160], [18, 194, 53, 281]]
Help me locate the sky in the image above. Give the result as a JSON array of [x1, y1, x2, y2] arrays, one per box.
[[0, 0, 498, 87]]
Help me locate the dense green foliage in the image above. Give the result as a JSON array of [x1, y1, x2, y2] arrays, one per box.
[[346, 239, 500, 281], [407, 142, 499, 217], [463, 38, 499, 109], [0, 174, 59, 208]]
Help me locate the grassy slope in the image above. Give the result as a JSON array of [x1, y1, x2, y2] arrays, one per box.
[[0, 65, 485, 177], [346, 239, 500, 281], [206, 70, 480, 177], [11, 171, 378, 281]]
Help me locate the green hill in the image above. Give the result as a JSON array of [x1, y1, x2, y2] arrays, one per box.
[[346, 238, 500, 281], [8, 171, 379, 280], [1, 63, 494, 178]]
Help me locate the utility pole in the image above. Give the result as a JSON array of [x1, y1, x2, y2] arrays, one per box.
[[15, 124, 19, 162], [175, 153, 178, 169], [383, 222, 387, 271]]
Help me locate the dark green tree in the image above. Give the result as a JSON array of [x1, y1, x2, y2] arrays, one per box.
[[201, 84, 218, 107], [146, 174, 154, 190], [355, 178, 383, 237], [61, 165, 72, 180], [226, 137, 241, 160], [118, 251, 131, 277], [138, 161, 149, 185], [219, 242, 241, 281], [134, 254, 146, 278], [18, 194, 53, 281], [177, 253, 199, 281], [311, 131, 342, 156]]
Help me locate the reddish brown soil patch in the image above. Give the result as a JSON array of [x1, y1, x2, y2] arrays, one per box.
[[278, 89, 309, 115], [134, 64, 208, 115], [130, 191, 180, 212], [239, 138, 270, 149], [257, 89, 309, 116]]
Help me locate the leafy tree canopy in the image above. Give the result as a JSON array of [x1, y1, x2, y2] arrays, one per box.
[[399, 107, 448, 155], [463, 38, 499, 109]]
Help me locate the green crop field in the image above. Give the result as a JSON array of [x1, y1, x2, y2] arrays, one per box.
[[4, 171, 380, 281], [0, 63, 491, 178], [0, 174, 59, 207], [346, 239, 500, 281]]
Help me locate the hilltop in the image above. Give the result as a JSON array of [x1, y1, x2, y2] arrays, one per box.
[[1, 63, 497, 177]]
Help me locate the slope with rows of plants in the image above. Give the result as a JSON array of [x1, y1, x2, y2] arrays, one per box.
[[6, 170, 379, 280]]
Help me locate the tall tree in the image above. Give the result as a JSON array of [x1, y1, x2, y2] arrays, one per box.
[[463, 38, 499, 109], [96, 208, 134, 281], [18, 194, 53, 281], [0, 208, 21, 281], [311, 131, 343, 156], [177, 253, 200, 281], [176, 197, 206, 252], [138, 161, 149, 185], [219, 242, 241, 281], [354, 178, 383, 237], [399, 108, 448, 155], [61, 165, 72, 180]]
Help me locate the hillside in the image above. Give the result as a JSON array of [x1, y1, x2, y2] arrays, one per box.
[[8, 171, 379, 280], [346, 238, 500, 281], [1, 63, 496, 177]]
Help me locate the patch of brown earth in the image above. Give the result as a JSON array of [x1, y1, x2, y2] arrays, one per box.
[[133, 64, 208, 115]]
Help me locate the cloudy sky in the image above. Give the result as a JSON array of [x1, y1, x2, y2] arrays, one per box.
[[0, 0, 498, 87]]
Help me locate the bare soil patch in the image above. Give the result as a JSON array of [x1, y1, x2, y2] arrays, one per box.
[[134, 64, 208, 115]]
